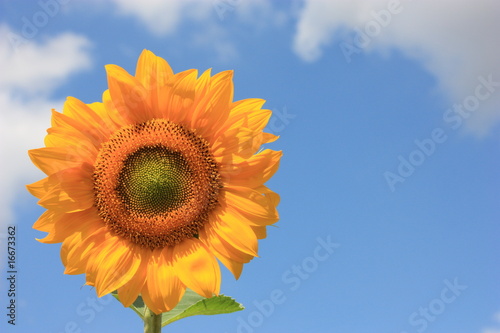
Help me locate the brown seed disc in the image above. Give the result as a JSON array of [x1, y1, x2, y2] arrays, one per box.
[[93, 119, 221, 249]]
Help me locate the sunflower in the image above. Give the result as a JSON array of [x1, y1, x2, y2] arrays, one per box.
[[27, 50, 281, 314]]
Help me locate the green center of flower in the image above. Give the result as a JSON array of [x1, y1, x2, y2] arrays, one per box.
[[117, 146, 192, 215]]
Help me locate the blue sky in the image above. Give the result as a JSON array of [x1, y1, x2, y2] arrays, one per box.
[[0, 1, 499, 332]]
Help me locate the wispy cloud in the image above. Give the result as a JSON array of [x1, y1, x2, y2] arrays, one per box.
[[1, 28, 91, 95], [0, 25, 92, 228], [482, 310, 500, 333], [108, 0, 213, 36], [293, 0, 500, 136], [107, 0, 283, 63]]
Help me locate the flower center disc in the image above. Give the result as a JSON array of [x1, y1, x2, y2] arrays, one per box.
[[117, 147, 192, 215], [93, 119, 221, 249]]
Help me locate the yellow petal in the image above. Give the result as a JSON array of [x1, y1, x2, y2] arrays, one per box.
[[61, 224, 107, 275], [101, 89, 128, 127], [28, 147, 84, 176], [195, 68, 212, 94], [213, 98, 267, 139], [216, 254, 244, 280], [135, 49, 174, 116], [26, 177, 50, 199], [212, 127, 258, 159], [251, 225, 267, 240], [106, 64, 153, 124], [136, 50, 173, 87], [172, 239, 220, 298], [221, 149, 282, 188], [116, 252, 147, 307], [189, 70, 233, 139], [45, 126, 97, 161], [216, 233, 255, 263], [228, 98, 266, 119], [32, 209, 62, 232], [37, 208, 98, 244], [87, 101, 120, 132], [157, 69, 198, 124], [223, 186, 279, 226], [37, 165, 94, 213], [86, 236, 141, 297], [200, 224, 254, 264], [141, 247, 186, 314], [199, 227, 247, 279], [211, 206, 259, 257], [49, 110, 104, 152], [62, 97, 113, 143], [60, 232, 82, 272]]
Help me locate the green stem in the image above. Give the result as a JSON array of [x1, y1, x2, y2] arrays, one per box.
[[144, 306, 162, 333]]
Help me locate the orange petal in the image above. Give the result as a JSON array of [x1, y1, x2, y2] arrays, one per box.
[[251, 225, 267, 240], [216, 254, 244, 280], [32, 209, 63, 232], [61, 224, 107, 275], [241, 109, 272, 134], [62, 97, 113, 143], [157, 69, 198, 124], [28, 147, 84, 176], [140, 285, 164, 315], [210, 207, 259, 257], [37, 165, 94, 213], [135, 49, 174, 116], [60, 232, 83, 272], [86, 236, 141, 297], [50, 110, 104, 152], [101, 89, 129, 127], [212, 126, 258, 159], [37, 208, 98, 244], [45, 126, 97, 161], [214, 232, 255, 264], [140, 249, 164, 313], [116, 248, 149, 307], [227, 98, 266, 122], [199, 227, 247, 279], [223, 186, 280, 226], [26, 177, 50, 199], [221, 149, 282, 188], [189, 70, 233, 139], [195, 68, 212, 94], [141, 247, 186, 314], [213, 98, 267, 139], [172, 239, 220, 298], [106, 64, 153, 124], [86, 101, 121, 139]]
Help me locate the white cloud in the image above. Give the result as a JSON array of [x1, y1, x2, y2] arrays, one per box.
[[481, 310, 500, 333], [293, 0, 500, 136], [0, 26, 92, 95], [109, 0, 282, 33], [190, 23, 238, 63], [107, 0, 283, 63], [0, 25, 92, 230], [224, 0, 287, 28], [108, 0, 234, 63], [109, 0, 213, 36], [0, 94, 59, 221]]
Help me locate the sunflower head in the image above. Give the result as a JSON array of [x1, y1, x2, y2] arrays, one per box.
[[27, 50, 281, 314]]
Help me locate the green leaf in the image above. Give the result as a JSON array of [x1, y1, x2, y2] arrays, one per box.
[[112, 289, 244, 327], [161, 289, 244, 327]]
